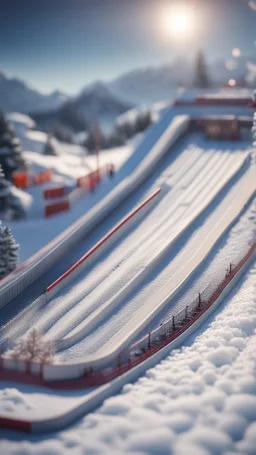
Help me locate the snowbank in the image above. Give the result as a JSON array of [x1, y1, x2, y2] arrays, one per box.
[[0, 262, 255, 453]]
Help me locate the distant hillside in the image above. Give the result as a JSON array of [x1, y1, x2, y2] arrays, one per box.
[[0, 72, 68, 114], [32, 82, 133, 133]]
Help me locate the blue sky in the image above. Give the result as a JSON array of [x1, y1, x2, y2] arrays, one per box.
[[1, 0, 255, 94]]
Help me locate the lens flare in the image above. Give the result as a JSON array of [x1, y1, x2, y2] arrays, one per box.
[[161, 5, 195, 40]]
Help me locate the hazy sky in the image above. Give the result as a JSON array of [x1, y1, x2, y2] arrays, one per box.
[[1, 0, 255, 94]]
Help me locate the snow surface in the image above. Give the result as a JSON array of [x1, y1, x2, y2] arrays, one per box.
[[2, 131, 254, 365], [1, 112, 136, 261], [0, 382, 89, 420], [5, 143, 133, 262], [0, 261, 255, 454], [7, 113, 36, 129]]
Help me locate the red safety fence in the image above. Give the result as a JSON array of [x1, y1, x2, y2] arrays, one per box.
[[44, 200, 70, 217], [43, 164, 115, 215], [33, 169, 52, 185], [13, 170, 52, 189], [173, 98, 253, 108], [46, 187, 161, 292], [13, 171, 30, 189], [195, 96, 252, 106], [44, 186, 65, 199], [77, 164, 114, 190], [43, 185, 73, 200]]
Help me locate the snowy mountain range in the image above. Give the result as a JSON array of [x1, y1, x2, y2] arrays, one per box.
[[1, 55, 254, 132], [0, 72, 68, 114], [31, 82, 133, 133]]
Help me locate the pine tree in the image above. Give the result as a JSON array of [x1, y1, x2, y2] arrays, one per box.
[[0, 225, 6, 279], [194, 51, 211, 88], [0, 111, 26, 181], [136, 109, 152, 133], [6, 226, 19, 274], [0, 225, 19, 279], [44, 134, 57, 155]]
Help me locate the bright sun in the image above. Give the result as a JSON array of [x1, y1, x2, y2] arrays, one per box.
[[161, 6, 194, 40]]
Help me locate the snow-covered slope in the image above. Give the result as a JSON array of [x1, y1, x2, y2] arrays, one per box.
[[0, 72, 68, 114]]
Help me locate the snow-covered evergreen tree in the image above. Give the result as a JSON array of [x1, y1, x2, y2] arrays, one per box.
[[0, 165, 10, 209], [44, 134, 57, 155], [0, 164, 25, 220], [0, 111, 26, 181], [0, 225, 19, 279], [6, 329, 55, 363], [194, 51, 211, 88]]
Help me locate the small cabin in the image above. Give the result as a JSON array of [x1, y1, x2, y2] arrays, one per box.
[[205, 118, 239, 140]]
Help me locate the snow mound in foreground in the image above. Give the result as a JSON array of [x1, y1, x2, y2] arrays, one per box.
[[1, 262, 256, 454]]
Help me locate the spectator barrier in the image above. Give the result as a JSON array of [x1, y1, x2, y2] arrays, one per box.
[[173, 98, 252, 108], [44, 200, 70, 217], [13, 169, 52, 189], [33, 169, 52, 185], [43, 164, 114, 200], [44, 164, 115, 217], [43, 185, 72, 200]]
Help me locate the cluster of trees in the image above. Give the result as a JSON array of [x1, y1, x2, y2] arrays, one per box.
[[0, 222, 19, 279], [115, 109, 152, 142], [0, 165, 25, 220], [84, 109, 152, 153], [32, 102, 87, 135], [0, 111, 26, 181], [49, 123, 73, 144]]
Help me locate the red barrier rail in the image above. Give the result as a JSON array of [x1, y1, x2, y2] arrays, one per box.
[[196, 96, 252, 106], [77, 164, 114, 190], [13, 170, 52, 189], [33, 169, 52, 185], [173, 98, 253, 108], [13, 171, 30, 189], [45, 200, 70, 217], [46, 187, 161, 292], [44, 186, 66, 199]]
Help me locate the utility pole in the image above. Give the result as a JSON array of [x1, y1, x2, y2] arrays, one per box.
[[95, 122, 100, 183]]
